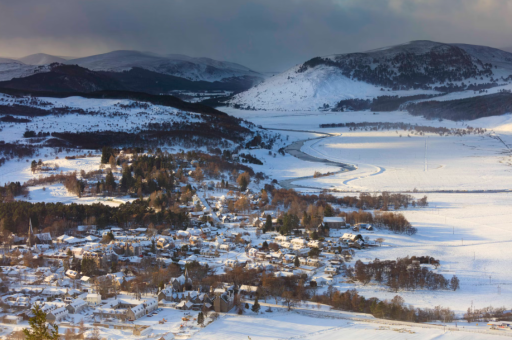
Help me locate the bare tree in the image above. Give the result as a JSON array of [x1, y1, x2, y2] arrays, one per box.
[[375, 238, 385, 247]]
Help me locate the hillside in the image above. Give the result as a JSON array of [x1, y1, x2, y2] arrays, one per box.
[[0, 58, 49, 82], [18, 53, 67, 65], [0, 87, 226, 117], [0, 64, 126, 92], [230, 40, 512, 111], [0, 64, 257, 94], [106, 67, 256, 93], [0, 50, 264, 93], [65, 50, 263, 84]]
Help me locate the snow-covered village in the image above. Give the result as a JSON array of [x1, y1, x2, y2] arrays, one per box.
[[2, 1, 512, 340]]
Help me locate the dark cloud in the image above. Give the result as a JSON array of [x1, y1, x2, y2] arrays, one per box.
[[0, 0, 510, 71]]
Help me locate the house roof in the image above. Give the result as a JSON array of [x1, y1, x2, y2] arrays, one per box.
[[324, 217, 345, 223], [69, 298, 87, 309]]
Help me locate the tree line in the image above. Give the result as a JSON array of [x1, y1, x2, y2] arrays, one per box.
[[347, 257, 459, 292], [319, 121, 486, 136], [0, 199, 190, 238]]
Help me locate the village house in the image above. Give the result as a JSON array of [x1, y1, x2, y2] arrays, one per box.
[[324, 266, 339, 276], [83, 249, 118, 267], [340, 233, 364, 249], [123, 242, 142, 256], [283, 254, 296, 264], [291, 238, 307, 248], [322, 216, 346, 229], [212, 288, 235, 313], [86, 293, 101, 306], [170, 272, 192, 291], [65, 269, 79, 279], [46, 306, 69, 324], [126, 298, 158, 320], [157, 287, 174, 301], [66, 298, 87, 314], [307, 240, 322, 248]]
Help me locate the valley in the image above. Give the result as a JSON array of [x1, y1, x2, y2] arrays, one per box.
[[1, 39, 512, 340]]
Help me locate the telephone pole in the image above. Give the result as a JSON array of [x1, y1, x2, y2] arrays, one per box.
[[424, 138, 428, 172]]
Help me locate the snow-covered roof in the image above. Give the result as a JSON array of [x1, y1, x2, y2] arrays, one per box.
[[50, 306, 68, 316], [323, 217, 345, 223], [69, 298, 87, 309]]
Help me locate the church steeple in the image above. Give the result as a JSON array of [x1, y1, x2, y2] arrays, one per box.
[[27, 219, 34, 247]]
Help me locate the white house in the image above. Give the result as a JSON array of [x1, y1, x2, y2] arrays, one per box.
[[291, 238, 307, 247], [324, 267, 339, 276], [275, 235, 290, 243], [307, 240, 322, 248], [65, 269, 79, 279], [86, 293, 101, 306], [247, 248, 259, 257]]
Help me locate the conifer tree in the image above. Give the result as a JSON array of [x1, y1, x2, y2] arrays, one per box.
[[197, 312, 204, 326], [251, 297, 260, 313], [265, 215, 272, 232], [23, 304, 59, 340]]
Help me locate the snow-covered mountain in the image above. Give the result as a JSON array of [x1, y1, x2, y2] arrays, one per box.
[[231, 40, 512, 111], [64, 50, 263, 84], [0, 58, 50, 82], [18, 53, 68, 65], [0, 50, 264, 92]]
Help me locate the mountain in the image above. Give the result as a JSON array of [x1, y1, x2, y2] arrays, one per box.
[[0, 64, 256, 94], [0, 58, 49, 83], [0, 64, 125, 92], [0, 50, 263, 94], [231, 40, 512, 111], [0, 57, 21, 64], [106, 67, 257, 93], [18, 53, 67, 65], [65, 50, 263, 84]]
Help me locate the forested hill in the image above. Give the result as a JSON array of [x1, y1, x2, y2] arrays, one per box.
[[0, 87, 226, 117], [0, 64, 253, 96], [230, 40, 512, 111]]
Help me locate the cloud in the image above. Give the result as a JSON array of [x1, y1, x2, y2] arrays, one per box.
[[0, 0, 510, 71]]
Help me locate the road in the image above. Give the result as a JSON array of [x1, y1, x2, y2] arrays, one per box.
[[240, 299, 512, 338], [269, 127, 512, 194], [263, 128, 357, 190]]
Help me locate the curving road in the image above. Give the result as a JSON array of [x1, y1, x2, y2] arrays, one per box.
[[267, 128, 512, 194], [264, 128, 357, 190]]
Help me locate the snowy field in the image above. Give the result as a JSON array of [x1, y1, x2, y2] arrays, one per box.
[[1, 98, 512, 334], [3, 307, 507, 340], [226, 107, 512, 315], [194, 310, 504, 340], [227, 108, 512, 192], [0, 95, 206, 145], [0, 94, 248, 205], [328, 192, 512, 313]]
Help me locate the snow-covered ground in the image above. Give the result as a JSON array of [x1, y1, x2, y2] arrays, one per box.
[[227, 108, 512, 192], [230, 64, 440, 111], [0, 95, 204, 145], [194, 310, 504, 340], [230, 41, 512, 111], [2, 96, 512, 334], [326, 192, 512, 313], [226, 107, 512, 315]]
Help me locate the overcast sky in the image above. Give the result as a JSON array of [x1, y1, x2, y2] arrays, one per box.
[[1, 0, 511, 72]]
